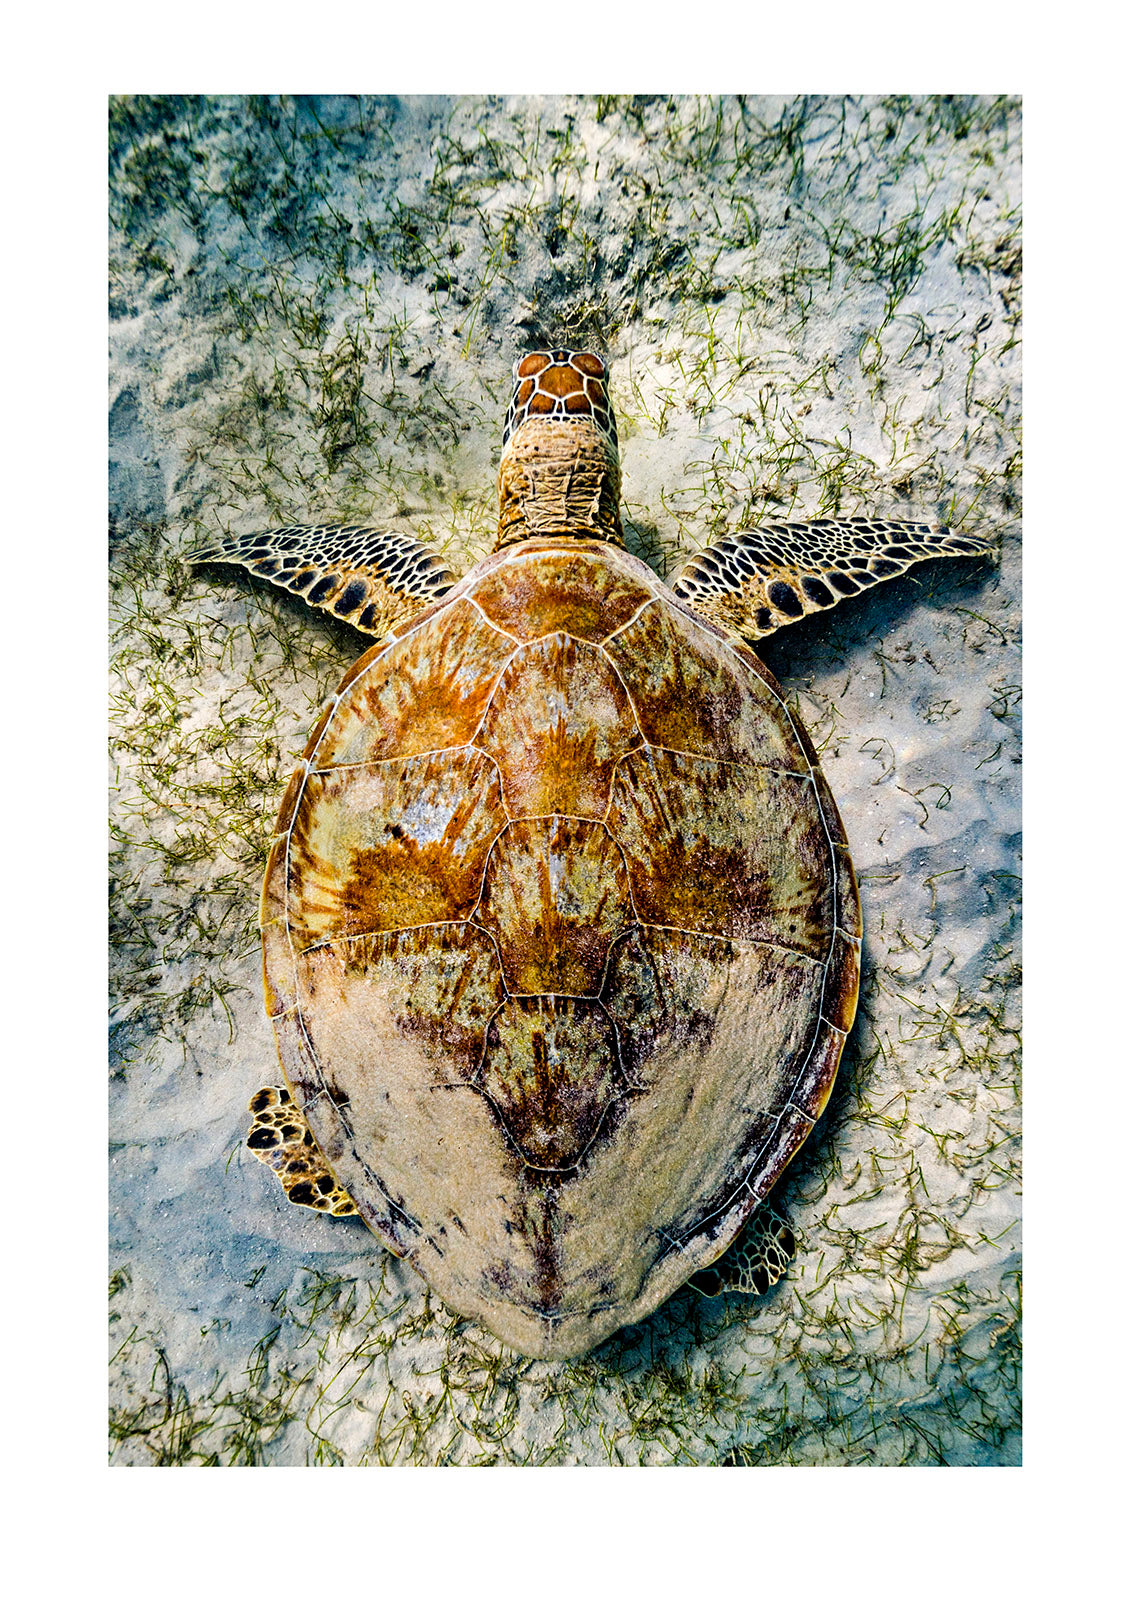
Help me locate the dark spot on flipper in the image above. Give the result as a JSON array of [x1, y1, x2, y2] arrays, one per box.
[[308, 575, 337, 604], [358, 603, 379, 630], [249, 1087, 280, 1114], [334, 578, 369, 615], [768, 580, 804, 617], [247, 1128, 280, 1150], [870, 558, 901, 577], [854, 571, 877, 586], [829, 572, 858, 595], [288, 570, 317, 591], [801, 576, 834, 606], [755, 607, 773, 632], [316, 1174, 335, 1195], [752, 1265, 771, 1294], [288, 1181, 316, 1206]]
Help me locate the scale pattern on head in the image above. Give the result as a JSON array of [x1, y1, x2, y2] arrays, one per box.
[[495, 351, 623, 549], [502, 350, 618, 451]]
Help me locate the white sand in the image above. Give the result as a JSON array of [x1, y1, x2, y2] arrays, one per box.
[[109, 94, 1020, 1465]]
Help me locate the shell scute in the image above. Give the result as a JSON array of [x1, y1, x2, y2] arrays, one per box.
[[313, 598, 516, 769], [469, 543, 653, 642], [296, 923, 505, 1087], [479, 995, 623, 1170], [475, 816, 634, 995], [476, 632, 637, 817], [606, 748, 834, 957], [286, 749, 507, 946], [604, 598, 804, 769]]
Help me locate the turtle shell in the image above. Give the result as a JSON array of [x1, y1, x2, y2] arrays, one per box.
[[261, 538, 860, 1358]]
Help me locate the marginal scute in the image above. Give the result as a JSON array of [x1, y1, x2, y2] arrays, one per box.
[[788, 1020, 845, 1124], [821, 931, 861, 1033], [833, 845, 863, 941]]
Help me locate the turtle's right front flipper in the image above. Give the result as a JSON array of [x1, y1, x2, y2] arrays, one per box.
[[190, 523, 455, 637]]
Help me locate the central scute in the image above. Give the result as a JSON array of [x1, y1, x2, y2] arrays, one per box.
[[266, 538, 852, 1357]]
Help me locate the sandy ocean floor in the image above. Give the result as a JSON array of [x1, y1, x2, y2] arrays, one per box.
[[109, 94, 1020, 1466]]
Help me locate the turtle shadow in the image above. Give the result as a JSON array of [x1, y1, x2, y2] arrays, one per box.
[[755, 551, 998, 687], [191, 556, 373, 665]]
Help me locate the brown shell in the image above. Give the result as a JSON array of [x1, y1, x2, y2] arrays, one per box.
[[261, 538, 860, 1358]]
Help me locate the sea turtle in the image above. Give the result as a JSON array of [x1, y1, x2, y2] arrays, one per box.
[[192, 349, 989, 1359]]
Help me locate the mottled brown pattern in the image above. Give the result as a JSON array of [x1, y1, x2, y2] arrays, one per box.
[[286, 749, 506, 945], [604, 599, 805, 769], [479, 996, 622, 1170], [313, 599, 516, 769], [476, 816, 633, 994], [471, 543, 654, 642], [607, 748, 834, 956], [478, 633, 637, 816], [298, 923, 505, 1084]]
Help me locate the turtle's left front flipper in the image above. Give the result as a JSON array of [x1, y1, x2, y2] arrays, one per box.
[[190, 523, 455, 637], [689, 1204, 796, 1297], [670, 518, 991, 643]]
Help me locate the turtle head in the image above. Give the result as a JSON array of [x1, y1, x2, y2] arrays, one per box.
[[495, 349, 623, 550]]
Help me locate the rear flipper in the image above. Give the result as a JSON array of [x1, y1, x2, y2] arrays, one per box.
[[246, 1086, 358, 1217], [670, 517, 991, 643], [689, 1204, 796, 1297], [190, 523, 455, 637]]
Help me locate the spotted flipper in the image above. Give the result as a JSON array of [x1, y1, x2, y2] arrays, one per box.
[[246, 1086, 358, 1217], [689, 1205, 796, 1297], [190, 523, 455, 637], [671, 518, 991, 643]]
